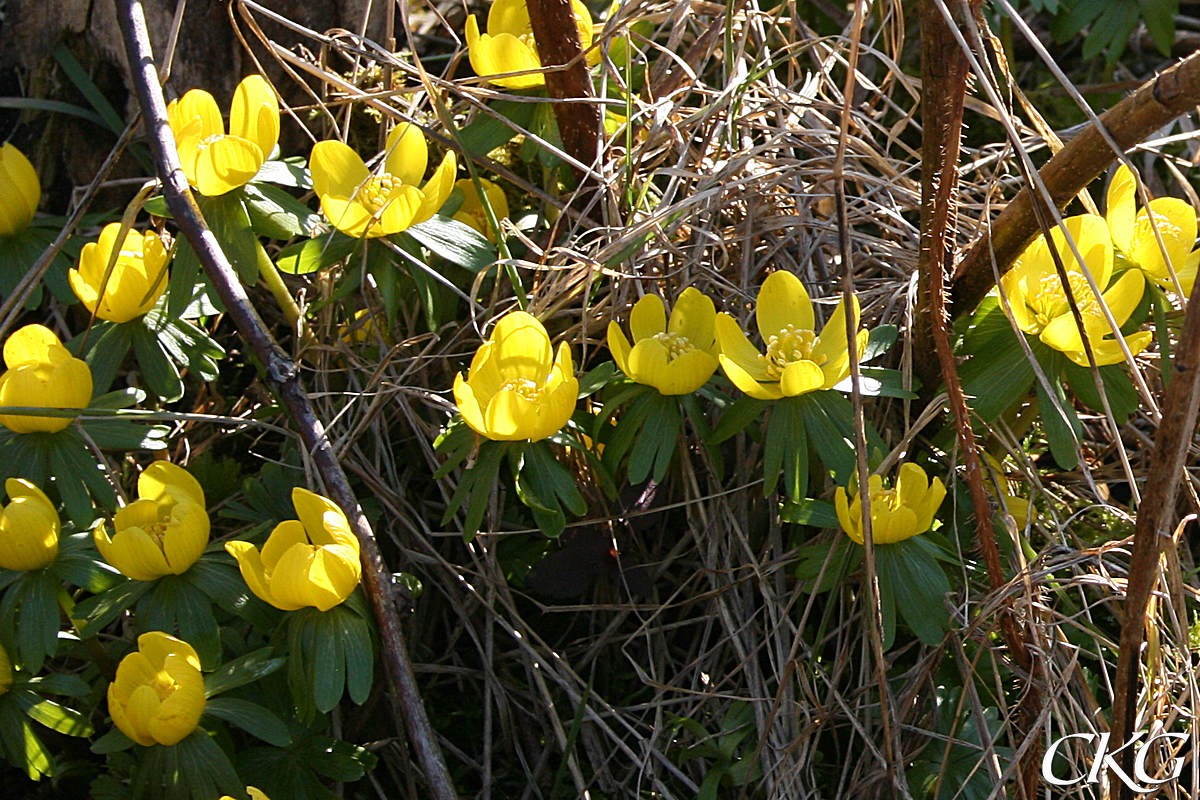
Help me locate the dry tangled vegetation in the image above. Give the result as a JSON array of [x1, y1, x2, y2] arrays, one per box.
[[5, 0, 1200, 797]]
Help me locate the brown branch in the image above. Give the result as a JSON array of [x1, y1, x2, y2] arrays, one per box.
[[1111, 281, 1200, 800], [114, 2, 458, 798], [526, 0, 600, 187], [917, 2, 1040, 796], [947, 50, 1200, 321]]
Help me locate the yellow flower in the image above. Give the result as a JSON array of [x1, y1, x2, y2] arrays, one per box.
[[107, 631, 205, 746], [1106, 164, 1200, 296], [94, 462, 209, 581], [465, 0, 597, 90], [0, 642, 12, 695], [0, 143, 39, 238], [225, 488, 361, 612], [835, 463, 946, 545], [222, 790, 269, 800], [714, 271, 867, 400], [0, 325, 92, 434], [310, 123, 456, 239], [1002, 214, 1152, 367], [453, 311, 578, 442], [452, 178, 509, 242], [166, 75, 279, 197], [0, 479, 59, 571], [69, 223, 170, 323], [607, 288, 719, 395]]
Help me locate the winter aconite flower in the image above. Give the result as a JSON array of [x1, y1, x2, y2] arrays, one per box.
[[0, 325, 92, 434], [453, 311, 578, 442], [453, 178, 509, 241], [94, 462, 209, 581], [607, 288, 719, 395], [465, 0, 597, 90], [221, 790, 270, 800], [714, 271, 867, 400], [310, 123, 456, 239], [836, 463, 946, 545], [0, 143, 39, 238], [69, 223, 170, 323], [107, 632, 205, 746], [166, 74, 280, 196], [226, 488, 362, 612], [0, 479, 59, 571], [1002, 214, 1151, 366], [1106, 164, 1200, 296]]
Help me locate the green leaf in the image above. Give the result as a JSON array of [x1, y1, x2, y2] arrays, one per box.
[[404, 216, 497, 273], [459, 99, 540, 156], [252, 158, 312, 189], [1062, 361, 1139, 421], [276, 231, 359, 275], [958, 327, 1036, 422], [186, 559, 276, 630], [25, 699, 94, 737], [780, 499, 840, 528], [0, 712, 53, 779], [132, 325, 184, 402], [792, 535, 862, 594], [799, 391, 882, 486], [862, 324, 898, 362], [27, 673, 91, 697], [627, 393, 680, 484], [763, 396, 807, 500], [205, 698, 292, 747], [205, 647, 287, 699], [15, 571, 62, 672], [1037, 377, 1081, 471], [708, 396, 767, 445], [877, 538, 951, 647], [333, 606, 374, 705], [311, 611, 347, 713], [74, 578, 153, 636], [199, 193, 260, 284], [82, 321, 135, 397], [243, 183, 322, 239], [91, 726, 135, 754]]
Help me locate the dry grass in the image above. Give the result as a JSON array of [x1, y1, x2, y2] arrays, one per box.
[[116, 0, 1200, 796]]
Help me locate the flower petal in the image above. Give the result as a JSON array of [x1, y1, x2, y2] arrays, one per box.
[[606, 321, 633, 375], [229, 75, 279, 160], [779, 360, 824, 396], [1106, 164, 1137, 254], [669, 287, 717, 352], [756, 271, 813, 341], [139, 462, 205, 507], [412, 151, 457, 226], [629, 294, 666, 342], [718, 354, 783, 400], [626, 337, 669, 387], [492, 311, 553, 381], [193, 136, 264, 196], [383, 123, 429, 188], [261, 520, 310, 571], [713, 313, 770, 380], [1127, 198, 1197, 282], [311, 141, 370, 199]]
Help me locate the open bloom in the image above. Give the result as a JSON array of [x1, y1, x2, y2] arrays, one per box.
[[1106, 164, 1200, 296], [714, 271, 867, 400], [608, 288, 719, 395], [226, 488, 361, 612], [466, 0, 597, 90], [1002, 214, 1151, 367], [0, 325, 92, 434], [69, 223, 170, 323], [222, 791, 269, 800], [108, 632, 205, 746], [453, 311, 578, 442], [0, 479, 59, 571], [0, 143, 39, 238], [836, 463, 946, 545], [310, 123, 456, 239], [167, 75, 279, 197], [453, 178, 509, 242], [94, 462, 209, 581]]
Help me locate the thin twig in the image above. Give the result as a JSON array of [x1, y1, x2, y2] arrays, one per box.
[[113, 2, 458, 797]]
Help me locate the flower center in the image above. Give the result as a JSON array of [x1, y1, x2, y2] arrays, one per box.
[[1027, 272, 1099, 332], [149, 670, 179, 700], [758, 324, 826, 379], [652, 331, 695, 361], [501, 377, 542, 401], [870, 487, 903, 512], [358, 174, 398, 215]]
